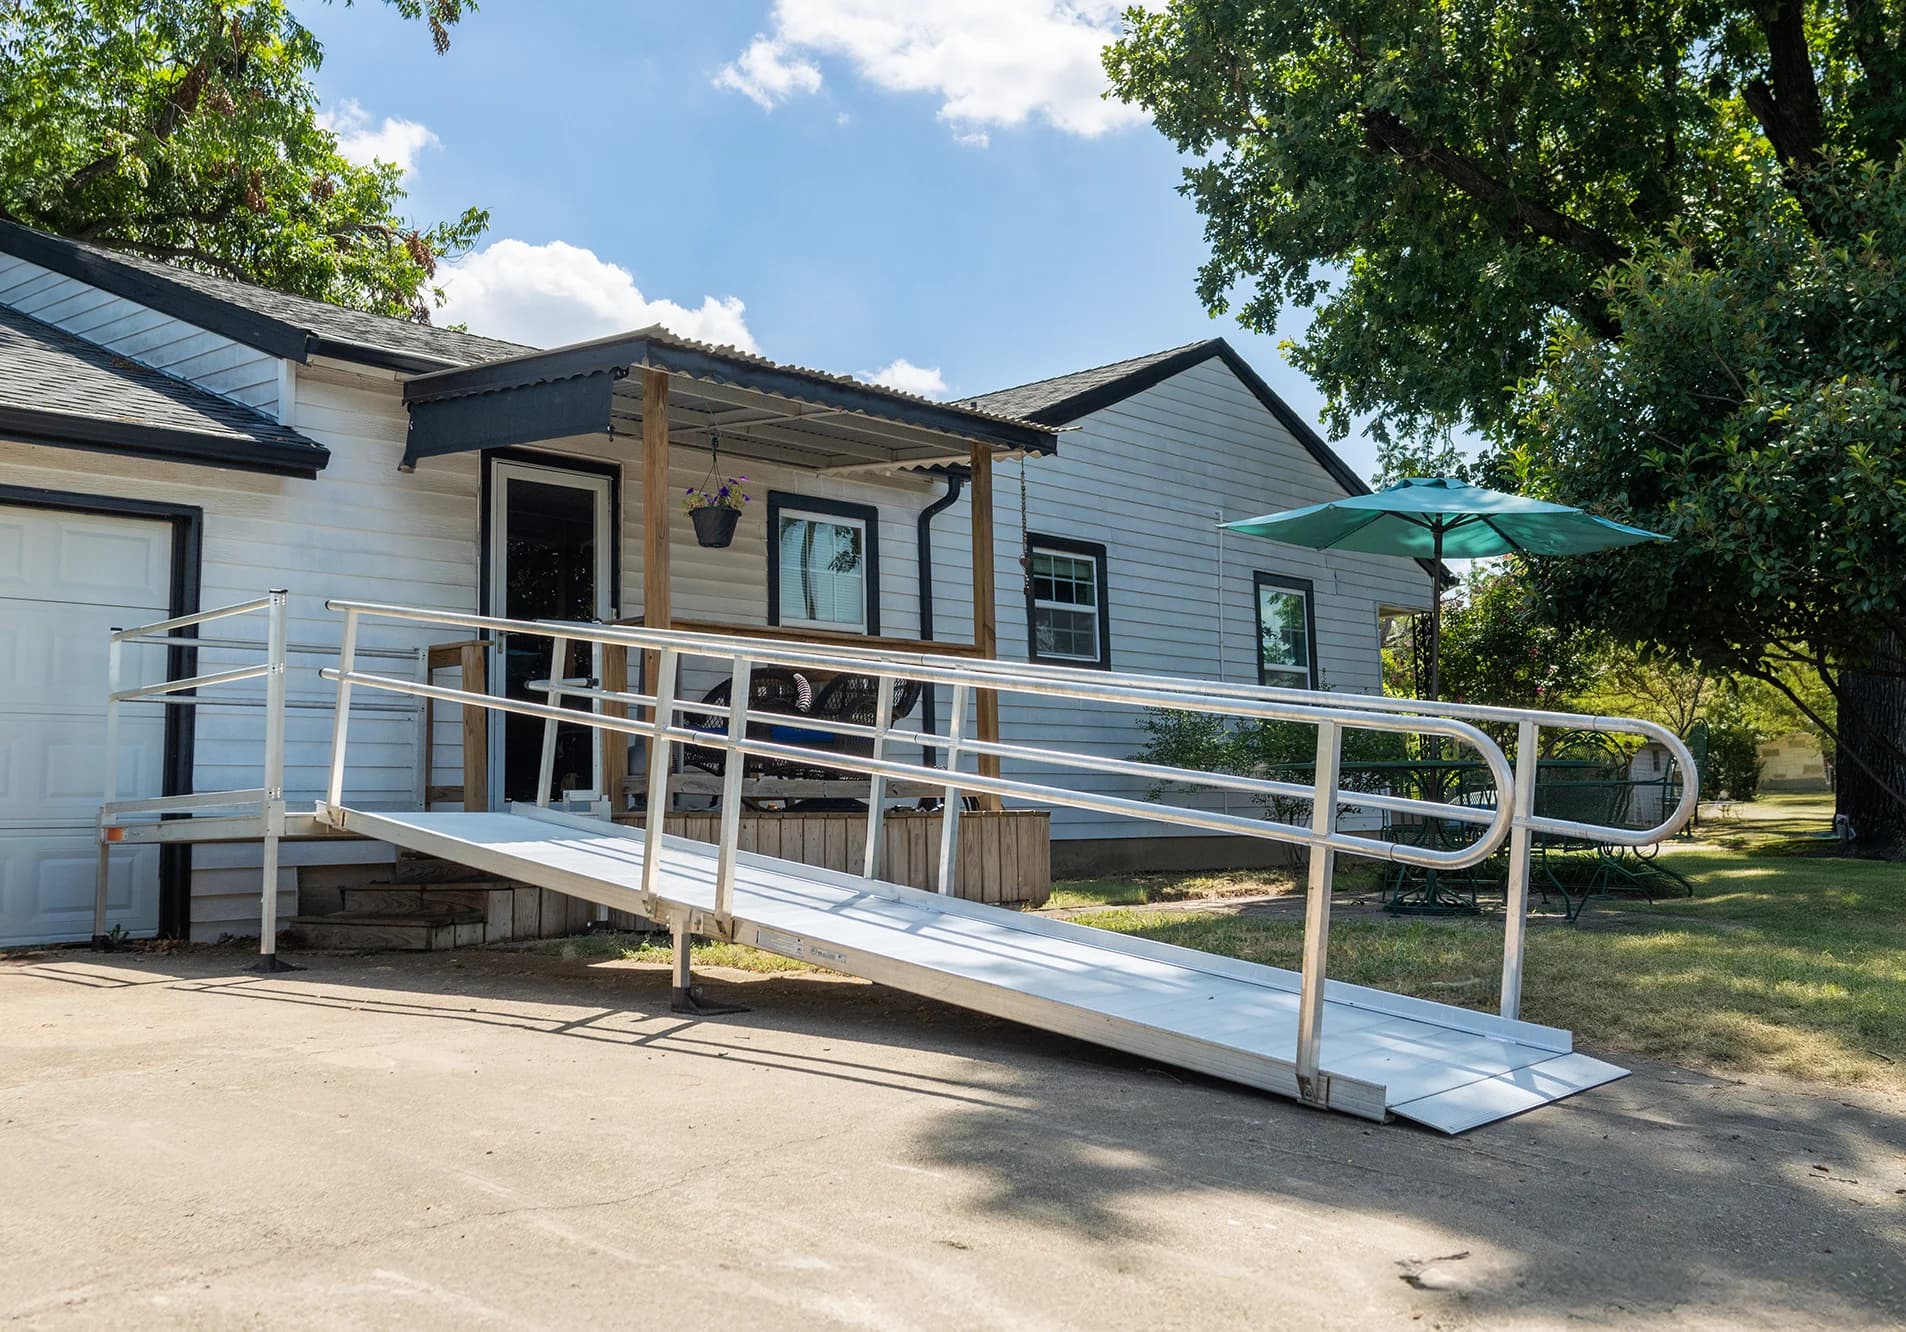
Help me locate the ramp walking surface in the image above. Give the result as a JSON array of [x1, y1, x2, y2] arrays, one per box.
[[328, 807, 1622, 1132], [1, 949, 1901, 1329]]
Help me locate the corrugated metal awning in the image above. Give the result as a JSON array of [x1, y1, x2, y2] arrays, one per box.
[[400, 325, 1058, 472]]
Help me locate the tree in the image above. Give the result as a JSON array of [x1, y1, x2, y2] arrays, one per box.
[[0, 0, 486, 319], [1108, 2, 1906, 856]]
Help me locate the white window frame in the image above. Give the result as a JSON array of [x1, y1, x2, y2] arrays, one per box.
[[770, 495, 877, 636]]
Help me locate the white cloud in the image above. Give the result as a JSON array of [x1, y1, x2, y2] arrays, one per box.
[[437, 239, 759, 353], [953, 130, 990, 149], [318, 98, 440, 176], [862, 358, 947, 397], [714, 34, 824, 109], [715, 1, 1146, 139]]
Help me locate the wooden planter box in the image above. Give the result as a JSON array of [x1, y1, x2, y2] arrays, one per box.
[[616, 808, 1051, 906]]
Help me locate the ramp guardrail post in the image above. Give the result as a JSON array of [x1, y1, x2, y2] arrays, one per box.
[[640, 647, 678, 906], [91, 634, 125, 949], [1294, 718, 1342, 1105], [536, 634, 570, 808], [1498, 718, 1540, 1019], [937, 681, 971, 896], [861, 672, 895, 880], [714, 657, 752, 919], [251, 591, 296, 972], [325, 607, 360, 816]]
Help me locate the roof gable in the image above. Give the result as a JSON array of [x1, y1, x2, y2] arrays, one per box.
[[969, 338, 1371, 497], [0, 219, 528, 373]]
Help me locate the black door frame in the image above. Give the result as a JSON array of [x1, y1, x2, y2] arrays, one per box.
[[479, 449, 622, 801], [0, 483, 203, 938]]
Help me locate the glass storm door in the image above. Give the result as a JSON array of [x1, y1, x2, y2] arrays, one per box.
[[486, 459, 614, 805]]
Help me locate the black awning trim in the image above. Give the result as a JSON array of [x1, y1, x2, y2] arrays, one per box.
[[402, 371, 615, 468]]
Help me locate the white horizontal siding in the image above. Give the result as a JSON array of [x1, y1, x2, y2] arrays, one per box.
[[0, 253, 281, 414], [955, 357, 1431, 844]]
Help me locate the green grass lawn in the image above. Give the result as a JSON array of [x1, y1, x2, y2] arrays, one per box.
[[550, 794, 1903, 1089]]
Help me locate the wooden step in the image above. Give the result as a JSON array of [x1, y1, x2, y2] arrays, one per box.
[[337, 883, 499, 915], [287, 907, 485, 952], [391, 852, 513, 886]]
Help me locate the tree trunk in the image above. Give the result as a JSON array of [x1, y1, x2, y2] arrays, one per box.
[[1836, 626, 1906, 859]]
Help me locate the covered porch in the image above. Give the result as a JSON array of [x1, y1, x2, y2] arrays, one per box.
[[398, 326, 1059, 901]]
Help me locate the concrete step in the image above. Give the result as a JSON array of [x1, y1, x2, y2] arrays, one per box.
[[287, 907, 486, 952]]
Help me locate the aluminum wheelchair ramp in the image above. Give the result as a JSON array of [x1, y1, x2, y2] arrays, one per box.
[[324, 805, 1625, 1133]]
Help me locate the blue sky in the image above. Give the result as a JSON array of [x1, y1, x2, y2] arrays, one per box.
[[299, 1, 1385, 481]]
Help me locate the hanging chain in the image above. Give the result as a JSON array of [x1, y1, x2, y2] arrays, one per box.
[[697, 428, 724, 492]]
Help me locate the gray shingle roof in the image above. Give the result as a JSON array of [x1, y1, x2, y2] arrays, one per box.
[[968, 337, 1372, 499], [72, 239, 529, 367], [0, 302, 328, 470], [965, 341, 1214, 421], [0, 219, 529, 371]]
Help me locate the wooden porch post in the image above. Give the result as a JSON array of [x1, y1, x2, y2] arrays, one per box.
[[969, 444, 1002, 810], [641, 370, 672, 806]]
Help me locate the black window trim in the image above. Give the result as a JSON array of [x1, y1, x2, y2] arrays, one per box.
[[1025, 532, 1112, 670], [1253, 571, 1319, 689], [766, 491, 881, 636]]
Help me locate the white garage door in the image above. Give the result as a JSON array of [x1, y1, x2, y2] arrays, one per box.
[[0, 504, 173, 946]]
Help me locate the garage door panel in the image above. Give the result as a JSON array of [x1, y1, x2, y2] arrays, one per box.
[[0, 834, 159, 945], [0, 719, 166, 823], [57, 522, 172, 601], [0, 506, 171, 607]]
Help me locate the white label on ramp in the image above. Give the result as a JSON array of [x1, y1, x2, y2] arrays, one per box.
[[754, 926, 847, 966]]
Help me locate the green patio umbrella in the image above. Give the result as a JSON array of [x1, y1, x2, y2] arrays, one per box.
[[1224, 476, 1667, 700]]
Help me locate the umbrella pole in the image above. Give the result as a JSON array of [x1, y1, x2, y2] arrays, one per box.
[[1427, 526, 1443, 703]]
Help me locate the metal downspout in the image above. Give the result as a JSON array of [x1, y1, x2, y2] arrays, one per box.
[[916, 470, 966, 765]]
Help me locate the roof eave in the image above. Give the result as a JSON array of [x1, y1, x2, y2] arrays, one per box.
[[0, 404, 328, 478]]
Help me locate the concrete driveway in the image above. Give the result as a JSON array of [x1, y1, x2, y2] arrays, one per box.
[[2, 947, 1901, 1330]]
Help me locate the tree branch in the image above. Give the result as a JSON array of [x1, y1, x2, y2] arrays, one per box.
[[98, 239, 253, 282], [1742, 0, 1827, 178], [1359, 107, 1630, 269]]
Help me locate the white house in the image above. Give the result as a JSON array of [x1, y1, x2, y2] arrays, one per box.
[[0, 218, 1424, 947]]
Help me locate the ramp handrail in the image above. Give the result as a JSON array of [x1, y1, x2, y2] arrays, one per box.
[[490, 610, 1698, 1023], [94, 591, 291, 965], [317, 600, 1537, 1106]]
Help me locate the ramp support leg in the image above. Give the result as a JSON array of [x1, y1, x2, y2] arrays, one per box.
[[668, 921, 748, 1017], [1294, 719, 1341, 1106]]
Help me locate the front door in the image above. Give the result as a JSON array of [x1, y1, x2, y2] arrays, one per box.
[[486, 458, 614, 805]]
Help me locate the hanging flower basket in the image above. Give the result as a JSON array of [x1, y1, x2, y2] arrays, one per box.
[[683, 436, 749, 548], [690, 503, 741, 548]]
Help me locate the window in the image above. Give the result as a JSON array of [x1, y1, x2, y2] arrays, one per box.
[[1254, 573, 1317, 688], [768, 493, 880, 635], [1025, 534, 1111, 668]]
